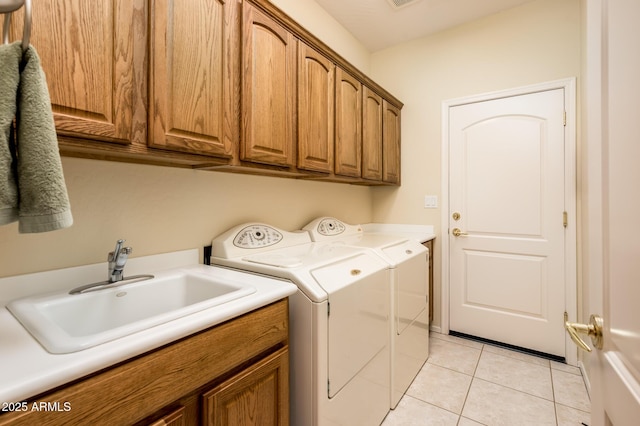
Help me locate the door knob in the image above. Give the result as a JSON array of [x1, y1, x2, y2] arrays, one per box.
[[452, 228, 468, 237], [564, 312, 603, 352]]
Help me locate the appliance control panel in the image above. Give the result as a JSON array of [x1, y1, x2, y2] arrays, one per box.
[[316, 218, 346, 236], [303, 217, 363, 241], [211, 223, 312, 259], [233, 225, 283, 249]]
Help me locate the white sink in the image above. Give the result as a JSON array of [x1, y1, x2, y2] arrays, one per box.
[[6, 269, 256, 354]]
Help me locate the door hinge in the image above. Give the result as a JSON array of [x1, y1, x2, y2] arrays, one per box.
[[563, 211, 568, 228], [563, 111, 567, 126], [327, 301, 330, 317]]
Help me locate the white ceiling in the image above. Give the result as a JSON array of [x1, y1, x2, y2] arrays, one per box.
[[314, 0, 537, 52]]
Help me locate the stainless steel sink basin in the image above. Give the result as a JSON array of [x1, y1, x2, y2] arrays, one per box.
[[7, 268, 256, 353]]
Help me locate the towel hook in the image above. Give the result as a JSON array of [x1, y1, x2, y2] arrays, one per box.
[[1, 0, 31, 52]]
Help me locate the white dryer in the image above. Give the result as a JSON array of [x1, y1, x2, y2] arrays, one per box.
[[210, 223, 391, 426], [303, 217, 430, 409]]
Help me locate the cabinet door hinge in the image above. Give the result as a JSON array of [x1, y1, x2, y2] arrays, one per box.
[[327, 301, 330, 317], [563, 111, 567, 126], [563, 211, 568, 228]]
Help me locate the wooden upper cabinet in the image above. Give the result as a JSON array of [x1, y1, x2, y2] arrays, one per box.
[[297, 43, 335, 173], [241, 3, 296, 167], [383, 100, 401, 184], [149, 0, 237, 158], [362, 87, 383, 181], [334, 68, 362, 178], [11, 0, 147, 145]]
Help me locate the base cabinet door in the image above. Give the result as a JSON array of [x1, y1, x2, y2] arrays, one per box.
[[147, 406, 186, 426], [202, 347, 289, 426]]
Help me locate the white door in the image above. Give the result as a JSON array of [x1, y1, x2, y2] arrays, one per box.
[[449, 89, 568, 357], [579, 0, 640, 423]]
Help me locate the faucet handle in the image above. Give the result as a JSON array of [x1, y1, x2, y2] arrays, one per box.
[[114, 247, 131, 270], [109, 239, 124, 261], [113, 239, 124, 254], [108, 239, 132, 282]]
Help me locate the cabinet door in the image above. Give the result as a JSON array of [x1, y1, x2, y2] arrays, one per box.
[[241, 3, 296, 167], [335, 68, 362, 178], [202, 347, 289, 426], [10, 0, 146, 145], [149, 0, 237, 157], [297, 42, 334, 173], [147, 406, 186, 426], [362, 87, 383, 181], [382, 100, 401, 184]]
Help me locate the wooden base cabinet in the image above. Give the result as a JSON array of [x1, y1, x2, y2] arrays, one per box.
[[0, 300, 289, 426], [203, 347, 289, 426]]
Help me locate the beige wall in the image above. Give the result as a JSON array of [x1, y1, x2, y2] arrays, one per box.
[[0, 0, 373, 279], [369, 0, 582, 330], [0, 158, 373, 278]]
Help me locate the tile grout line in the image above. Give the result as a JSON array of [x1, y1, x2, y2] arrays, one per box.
[[455, 342, 486, 425], [461, 336, 561, 425], [551, 365, 560, 425]]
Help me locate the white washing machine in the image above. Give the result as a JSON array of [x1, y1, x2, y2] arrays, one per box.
[[302, 217, 430, 409], [210, 223, 391, 426]]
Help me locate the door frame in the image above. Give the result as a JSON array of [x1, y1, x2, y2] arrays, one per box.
[[440, 78, 578, 366]]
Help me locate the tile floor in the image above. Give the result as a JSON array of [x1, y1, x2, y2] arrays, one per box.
[[382, 332, 591, 426]]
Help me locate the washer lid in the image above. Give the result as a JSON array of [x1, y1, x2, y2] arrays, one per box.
[[244, 252, 303, 268]]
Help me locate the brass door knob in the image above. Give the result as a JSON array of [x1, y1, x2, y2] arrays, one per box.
[[564, 312, 604, 352], [452, 228, 468, 237]]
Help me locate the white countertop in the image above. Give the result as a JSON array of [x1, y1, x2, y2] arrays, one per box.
[[363, 223, 435, 243], [0, 250, 297, 403]]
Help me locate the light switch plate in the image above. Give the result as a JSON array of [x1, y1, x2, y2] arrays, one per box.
[[424, 195, 438, 208]]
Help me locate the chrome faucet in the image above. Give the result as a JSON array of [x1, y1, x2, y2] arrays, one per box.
[[108, 239, 132, 283], [69, 239, 154, 294]]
